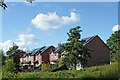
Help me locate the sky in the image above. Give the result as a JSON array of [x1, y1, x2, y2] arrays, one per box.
[[0, 2, 119, 52]]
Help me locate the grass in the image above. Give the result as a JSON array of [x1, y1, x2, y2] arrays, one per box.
[[2, 63, 118, 79]]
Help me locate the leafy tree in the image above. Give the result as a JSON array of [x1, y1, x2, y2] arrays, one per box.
[[107, 30, 120, 62], [61, 26, 92, 70], [6, 43, 22, 72], [2, 57, 16, 78], [0, 49, 7, 65], [0, 2, 7, 10]]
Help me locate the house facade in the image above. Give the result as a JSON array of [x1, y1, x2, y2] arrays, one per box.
[[20, 46, 55, 69], [19, 35, 110, 70], [83, 35, 110, 67], [49, 35, 110, 70]]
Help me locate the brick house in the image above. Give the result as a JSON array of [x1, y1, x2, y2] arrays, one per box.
[[82, 35, 110, 67], [20, 46, 55, 69], [50, 35, 110, 70]]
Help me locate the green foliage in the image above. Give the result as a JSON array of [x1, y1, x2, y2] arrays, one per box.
[[58, 60, 64, 67], [61, 26, 92, 70], [9, 64, 118, 79], [2, 58, 16, 78], [6, 43, 22, 72], [107, 30, 120, 62], [52, 64, 58, 70], [0, 49, 7, 65], [41, 63, 52, 72]]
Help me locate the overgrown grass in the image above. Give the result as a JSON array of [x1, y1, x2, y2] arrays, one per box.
[[2, 63, 118, 79]]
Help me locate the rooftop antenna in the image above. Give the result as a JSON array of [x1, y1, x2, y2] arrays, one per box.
[[26, 0, 35, 3]]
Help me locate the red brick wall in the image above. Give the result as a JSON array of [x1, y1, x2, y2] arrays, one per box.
[[85, 36, 110, 67], [42, 46, 55, 64]]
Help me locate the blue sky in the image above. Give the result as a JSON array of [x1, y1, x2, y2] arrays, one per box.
[[1, 2, 118, 52]]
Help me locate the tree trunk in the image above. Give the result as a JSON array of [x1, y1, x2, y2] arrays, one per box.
[[74, 62, 76, 70]]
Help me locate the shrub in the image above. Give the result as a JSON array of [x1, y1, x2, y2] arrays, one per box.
[[52, 64, 58, 71], [41, 63, 52, 72]]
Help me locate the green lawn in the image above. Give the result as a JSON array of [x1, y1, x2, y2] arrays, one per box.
[[11, 63, 118, 79]]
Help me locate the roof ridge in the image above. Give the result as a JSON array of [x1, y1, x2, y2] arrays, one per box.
[[83, 35, 98, 46]]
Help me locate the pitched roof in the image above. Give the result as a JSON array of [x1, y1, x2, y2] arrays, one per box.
[[54, 35, 110, 52], [53, 35, 97, 52], [54, 46, 62, 53], [81, 35, 98, 46], [82, 35, 110, 50], [22, 46, 54, 57]]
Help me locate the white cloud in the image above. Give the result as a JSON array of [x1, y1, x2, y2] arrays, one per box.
[[31, 11, 79, 30], [112, 25, 120, 31], [0, 40, 13, 52], [71, 9, 76, 12], [0, 34, 38, 52], [17, 34, 38, 46]]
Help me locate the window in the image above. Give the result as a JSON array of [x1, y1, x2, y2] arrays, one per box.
[[36, 56, 37, 60], [21, 58, 22, 62], [29, 56, 30, 60], [51, 53, 53, 58], [55, 53, 57, 57], [27, 56, 28, 61], [31, 56, 33, 59]]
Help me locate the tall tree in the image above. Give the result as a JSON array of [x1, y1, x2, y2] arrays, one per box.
[[61, 26, 92, 70], [0, 49, 7, 65], [107, 30, 120, 62], [6, 43, 22, 72]]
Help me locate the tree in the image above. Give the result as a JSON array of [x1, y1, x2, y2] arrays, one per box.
[[6, 43, 22, 72], [0, 49, 7, 65], [61, 26, 92, 70], [2, 57, 16, 78], [0, 2, 7, 10], [106, 30, 120, 62]]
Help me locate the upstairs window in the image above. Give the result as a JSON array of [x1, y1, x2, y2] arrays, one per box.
[[31, 56, 33, 59], [51, 53, 53, 58], [55, 53, 57, 57], [29, 56, 30, 60], [36, 56, 37, 60]]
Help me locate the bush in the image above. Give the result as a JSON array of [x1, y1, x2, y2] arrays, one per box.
[[2, 58, 17, 78], [41, 63, 52, 72], [52, 64, 58, 71], [2, 63, 118, 79]]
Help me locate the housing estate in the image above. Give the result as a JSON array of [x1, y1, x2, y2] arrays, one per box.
[[49, 35, 110, 70], [20, 35, 110, 70], [20, 46, 55, 69]]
